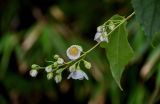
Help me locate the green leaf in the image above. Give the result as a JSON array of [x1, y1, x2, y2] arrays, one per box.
[[156, 62, 160, 86], [101, 15, 134, 90], [152, 32, 160, 47], [132, 0, 160, 38]]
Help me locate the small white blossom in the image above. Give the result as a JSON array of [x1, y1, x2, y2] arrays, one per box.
[[66, 45, 83, 60], [94, 26, 108, 43], [67, 69, 89, 80], [45, 65, 52, 73], [47, 73, 53, 80], [57, 58, 64, 64], [29, 70, 38, 77], [94, 32, 108, 43], [54, 74, 62, 83]]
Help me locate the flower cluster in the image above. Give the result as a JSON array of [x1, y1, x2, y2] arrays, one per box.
[[29, 21, 114, 83], [30, 45, 91, 83], [94, 21, 116, 43]]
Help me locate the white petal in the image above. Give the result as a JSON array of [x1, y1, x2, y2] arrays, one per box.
[[82, 71, 89, 80], [67, 72, 73, 79], [94, 32, 101, 40], [67, 70, 88, 80], [72, 70, 84, 79]]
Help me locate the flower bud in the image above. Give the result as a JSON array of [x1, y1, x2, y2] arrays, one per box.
[[109, 21, 115, 31], [54, 54, 59, 60], [54, 74, 62, 83], [53, 62, 58, 67], [56, 68, 63, 74], [83, 60, 91, 69], [57, 58, 64, 64], [47, 72, 53, 80], [31, 64, 39, 69], [69, 64, 76, 72], [45, 65, 52, 73], [29, 70, 38, 77]]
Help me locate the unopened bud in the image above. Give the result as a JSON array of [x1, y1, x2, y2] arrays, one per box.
[[57, 58, 64, 64], [54, 54, 59, 60], [83, 60, 91, 69], [47, 72, 53, 80], [108, 21, 115, 31], [54, 74, 62, 83], [31, 64, 39, 69], [69, 64, 76, 72], [29, 70, 38, 77], [45, 65, 52, 73], [53, 62, 58, 67]]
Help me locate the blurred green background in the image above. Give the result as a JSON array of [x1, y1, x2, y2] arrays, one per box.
[[0, 0, 160, 104]]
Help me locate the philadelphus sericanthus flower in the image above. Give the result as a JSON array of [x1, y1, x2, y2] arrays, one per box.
[[67, 65, 89, 80], [94, 26, 109, 43], [67, 69, 89, 80], [66, 45, 83, 60]]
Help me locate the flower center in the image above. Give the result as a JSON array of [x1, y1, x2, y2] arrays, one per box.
[[69, 47, 79, 56]]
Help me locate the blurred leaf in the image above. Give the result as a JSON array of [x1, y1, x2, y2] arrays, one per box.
[[101, 15, 134, 90], [156, 63, 160, 86], [140, 45, 160, 80], [131, 25, 148, 62], [0, 96, 7, 104], [128, 84, 147, 104], [109, 81, 120, 104], [41, 25, 67, 55], [1, 0, 19, 32], [0, 35, 18, 79], [152, 32, 160, 47], [132, 0, 160, 38]]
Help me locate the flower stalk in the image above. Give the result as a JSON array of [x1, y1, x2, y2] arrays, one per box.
[[30, 12, 135, 83]]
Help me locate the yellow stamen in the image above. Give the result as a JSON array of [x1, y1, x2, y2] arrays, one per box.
[[69, 47, 79, 56]]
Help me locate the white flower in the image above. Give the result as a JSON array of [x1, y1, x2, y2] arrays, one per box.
[[57, 58, 64, 64], [29, 70, 38, 77], [45, 65, 52, 73], [66, 45, 83, 60], [67, 69, 89, 80], [94, 26, 108, 43], [94, 32, 108, 43]]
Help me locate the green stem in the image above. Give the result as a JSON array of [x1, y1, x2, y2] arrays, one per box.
[[39, 12, 135, 70], [106, 12, 135, 37]]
